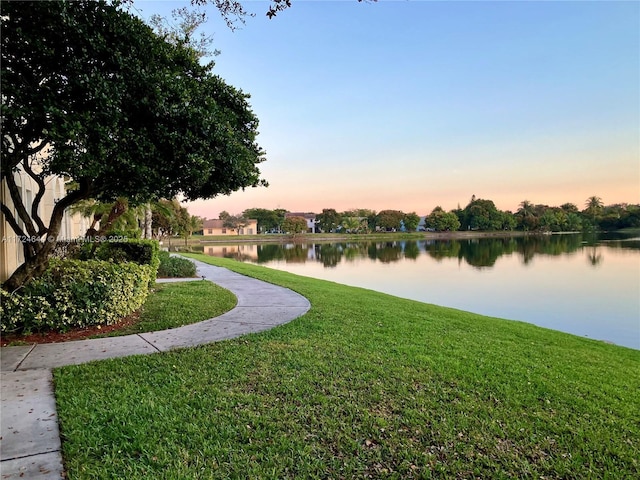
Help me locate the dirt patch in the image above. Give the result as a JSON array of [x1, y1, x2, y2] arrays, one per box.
[[1, 311, 141, 346]]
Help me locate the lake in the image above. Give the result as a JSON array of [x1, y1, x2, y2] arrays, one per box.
[[197, 232, 640, 350]]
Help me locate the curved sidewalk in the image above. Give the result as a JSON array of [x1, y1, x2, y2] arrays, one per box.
[[0, 259, 310, 479]]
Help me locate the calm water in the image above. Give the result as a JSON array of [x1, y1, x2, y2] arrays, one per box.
[[199, 233, 640, 350]]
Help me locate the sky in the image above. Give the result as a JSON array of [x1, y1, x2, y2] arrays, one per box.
[[133, 0, 640, 219]]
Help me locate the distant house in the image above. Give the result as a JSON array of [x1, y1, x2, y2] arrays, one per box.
[[284, 212, 317, 233], [202, 218, 258, 236]]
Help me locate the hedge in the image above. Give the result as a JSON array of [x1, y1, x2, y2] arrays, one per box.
[[78, 239, 160, 286], [0, 258, 153, 335]]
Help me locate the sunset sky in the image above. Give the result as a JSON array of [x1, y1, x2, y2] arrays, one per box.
[[134, 0, 640, 219]]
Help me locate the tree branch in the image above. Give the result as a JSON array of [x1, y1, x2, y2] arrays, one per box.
[[3, 168, 38, 237], [0, 202, 26, 240], [21, 158, 48, 234], [0, 200, 38, 260], [1, 135, 23, 174], [25, 139, 50, 156]]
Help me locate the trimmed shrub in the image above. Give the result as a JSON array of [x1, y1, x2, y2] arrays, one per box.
[[157, 252, 197, 278], [79, 239, 160, 286], [0, 258, 153, 335]]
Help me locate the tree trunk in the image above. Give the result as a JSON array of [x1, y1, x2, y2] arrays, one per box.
[[2, 240, 55, 292], [2, 179, 91, 292], [144, 203, 152, 239]]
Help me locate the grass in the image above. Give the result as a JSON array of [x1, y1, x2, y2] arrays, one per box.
[[92, 281, 237, 338], [54, 254, 640, 479]]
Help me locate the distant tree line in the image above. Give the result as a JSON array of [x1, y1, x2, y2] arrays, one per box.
[[226, 196, 639, 235]]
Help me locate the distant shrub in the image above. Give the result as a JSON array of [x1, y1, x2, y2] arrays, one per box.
[[157, 252, 197, 278], [0, 259, 153, 335]]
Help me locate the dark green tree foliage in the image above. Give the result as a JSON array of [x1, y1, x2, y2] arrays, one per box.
[[243, 208, 280, 233], [273, 209, 289, 232], [316, 208, 341, 233], [377, 210, 405, 231], [560, 203, 580, 214], [426, 207, 461, 232], [460, 198, 503, 231], [402, 212, 420, 232], [498, 211, 517, 231], [613, 204, 640, 228], [152, 199, 183, 239], [282, 216, 307, 235], [1, 0, 266, 291]]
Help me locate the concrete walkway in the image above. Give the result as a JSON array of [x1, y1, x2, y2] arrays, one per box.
[[0, 259, 310, 479]]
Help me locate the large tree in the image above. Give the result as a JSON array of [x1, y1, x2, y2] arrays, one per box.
[[583, 196, 604, 226], [460, 198, 504, 231], [316, 208, 341, 233], [1, 0, 266, 291], [402, 212, 420, 232], [426, 207, 461, 232], [516, 200, 538, 231], [282, 216, 307, 236], [242, 207, 284, 233], [377, 210, 405, 231]]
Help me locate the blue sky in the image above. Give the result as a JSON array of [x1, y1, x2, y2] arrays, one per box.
[[133, 0, 639, 218]]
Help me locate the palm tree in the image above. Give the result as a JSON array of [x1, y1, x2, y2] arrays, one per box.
[[585, 196, 604, 211], [587, 246, 603, 266], [70, 197, 135, 237], [341, 217, 362, 234], [584, 196, 604, 227], [516, 200, 537, 231], [141, 203, 153, 239], [70, 199, 112, 236], [517, 200, 535, 217]]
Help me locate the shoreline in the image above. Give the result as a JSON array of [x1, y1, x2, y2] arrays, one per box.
[[181, 230, 565, 246]]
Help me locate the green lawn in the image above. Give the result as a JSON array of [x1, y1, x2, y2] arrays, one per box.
[[54, 255, 640, 479], [92, 280, 237, 338]]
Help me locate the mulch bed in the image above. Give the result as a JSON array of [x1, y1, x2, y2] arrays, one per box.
[[1, 311, 141, 346]]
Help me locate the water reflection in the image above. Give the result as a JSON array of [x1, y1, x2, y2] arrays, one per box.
[[198, 233, 640, 349], [218, 233, 638, 270], [586, 246, 603, 267]]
